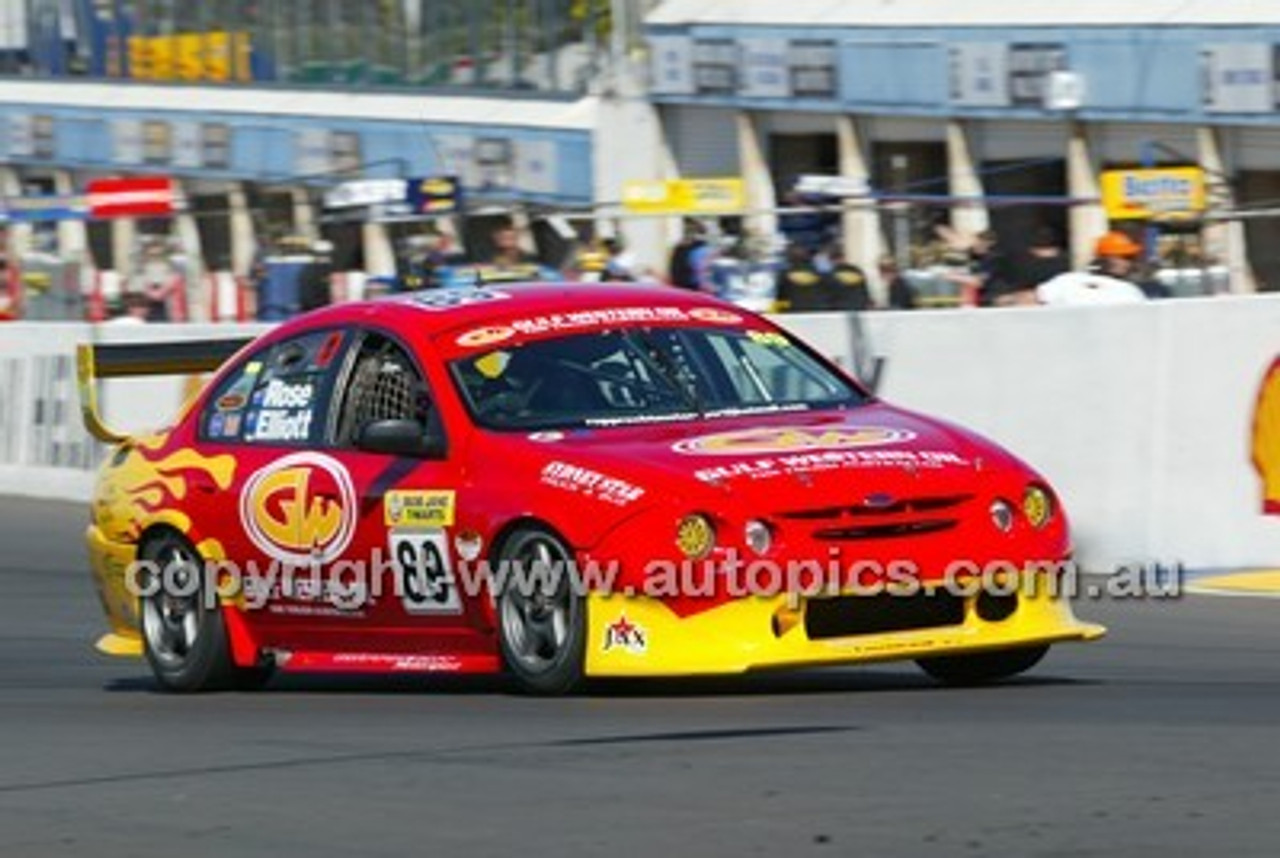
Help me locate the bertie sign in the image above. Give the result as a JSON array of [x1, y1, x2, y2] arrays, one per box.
[[1101, 167, 1207, 221]]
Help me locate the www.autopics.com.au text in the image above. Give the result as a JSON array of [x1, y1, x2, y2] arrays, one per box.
[[125, 550, 1185, 612]]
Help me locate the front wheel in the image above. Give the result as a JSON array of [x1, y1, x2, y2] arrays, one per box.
[[916, 645, 1049, 687], [495, 527, 586, 695], [138, 533, 270, 692]]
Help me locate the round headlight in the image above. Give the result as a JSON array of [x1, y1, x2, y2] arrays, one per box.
[[676, 514, 715, 559], [989, 499, 1015, 533], [745, 520, 773, 555], [1023, 485, 1053, 529]]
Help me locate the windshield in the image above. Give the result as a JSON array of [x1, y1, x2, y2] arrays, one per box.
[[450, 326, 866, 430]]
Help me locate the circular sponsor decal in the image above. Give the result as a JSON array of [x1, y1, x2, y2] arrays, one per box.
[[673, 425, 916, 456], [239, 452, 357, 564], [454, 531, 484, 562], [688, 307, 745, 325], [456, 325, 515, 348]]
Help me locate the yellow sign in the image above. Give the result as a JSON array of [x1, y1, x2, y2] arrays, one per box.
[[385, 490, 456, 528], [1101, 167, 1206, 221], [128, 32, 251, 83], [622, 178, 746, 215]]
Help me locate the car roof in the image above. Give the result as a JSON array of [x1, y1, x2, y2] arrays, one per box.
[[290, 282, 759, 348]]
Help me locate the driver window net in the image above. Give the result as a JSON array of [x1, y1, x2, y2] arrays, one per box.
[[339, 340, 428, 445]]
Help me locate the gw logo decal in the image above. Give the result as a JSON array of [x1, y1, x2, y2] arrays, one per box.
[[673, 426, 916, 456], [240, 452, 356, 564]]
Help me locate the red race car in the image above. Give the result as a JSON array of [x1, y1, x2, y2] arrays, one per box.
[[80, 284, 1103, 694]]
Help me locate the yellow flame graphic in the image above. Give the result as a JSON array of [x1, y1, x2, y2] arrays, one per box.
[[94, 433, 238, 542]]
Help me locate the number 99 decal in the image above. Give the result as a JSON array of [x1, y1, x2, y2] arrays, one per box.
[[390, 530, 462, 615]]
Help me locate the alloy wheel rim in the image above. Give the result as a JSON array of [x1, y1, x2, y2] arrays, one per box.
[[141, 544, 204, 667], [501, 536, 573, 674]]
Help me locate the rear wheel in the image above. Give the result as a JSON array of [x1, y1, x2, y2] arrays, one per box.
[[496, 527, 586, 695], [916, 645, 1049, 687], [138, 532, 270, 692]]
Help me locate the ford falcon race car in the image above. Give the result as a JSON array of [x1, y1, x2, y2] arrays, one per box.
[[80, 283, 1103, 694]]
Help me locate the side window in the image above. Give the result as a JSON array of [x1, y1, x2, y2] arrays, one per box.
[[201, 329, 347, 446], [334, 332, 435, 448]]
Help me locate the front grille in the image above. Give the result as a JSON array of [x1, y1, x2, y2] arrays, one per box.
[[805, 590, 966, 639], [777, 493, 972, 522], [811, 519, 957, 541], [778, 493, 972, 542]]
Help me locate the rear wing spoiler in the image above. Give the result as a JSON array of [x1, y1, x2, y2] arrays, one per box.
[[77, 338, 254, 443]]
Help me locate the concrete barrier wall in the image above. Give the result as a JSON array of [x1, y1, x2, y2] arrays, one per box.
[[781, 295, 1280, 571], [0, 323, 271, 502], [3, 298, 1279, 571]]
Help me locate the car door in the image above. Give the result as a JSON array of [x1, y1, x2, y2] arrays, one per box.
[[193, 327, 356, 652], [320, 328, 493, 668]]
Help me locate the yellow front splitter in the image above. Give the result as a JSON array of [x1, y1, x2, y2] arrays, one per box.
[[585, 576, 1105, 677]]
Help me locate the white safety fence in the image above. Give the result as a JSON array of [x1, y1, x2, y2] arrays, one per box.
[[0, 323, 271, 502], [3, 297, 1280, 572], [781, 296, 1280, 571]]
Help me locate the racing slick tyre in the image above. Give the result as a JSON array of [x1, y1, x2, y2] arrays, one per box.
[[138, 532, 271, 692], [496, 527, 586, 695], [915, 645, 1050, 687]]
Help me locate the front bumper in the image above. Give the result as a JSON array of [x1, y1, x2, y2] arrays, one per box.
[[585, 569, 1105, 677]]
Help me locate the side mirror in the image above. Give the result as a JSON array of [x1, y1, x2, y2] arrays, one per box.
[[356, 418, 447, 459]]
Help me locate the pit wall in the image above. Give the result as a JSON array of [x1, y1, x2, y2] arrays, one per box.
[[3, 296, 1278, 571]]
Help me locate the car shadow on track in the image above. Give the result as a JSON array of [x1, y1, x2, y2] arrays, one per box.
[[102, 669, 1096, 697]]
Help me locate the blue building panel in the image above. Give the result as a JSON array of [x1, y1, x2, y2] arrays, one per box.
[[647, 21, 1280, 124], [360, 126, 440, 178], [56, 116, 109, 166], [231, 126, 294, 179], [556, 135, 594, 202], [841, 41, 950, 109], [1071, 36, 1202, 116]]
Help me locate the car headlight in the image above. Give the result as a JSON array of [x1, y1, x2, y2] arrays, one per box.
[[676, 514, 715, 559], [989, 499, 1015, 533], [744, 519, 773, 555], [1023, 485, 1053, 529]]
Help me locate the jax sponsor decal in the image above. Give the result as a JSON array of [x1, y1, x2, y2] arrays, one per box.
[[240, 452, 357, 564], [674, 425, 916, 456], [602, 615, 647, 654], [385, 490, 456, 528], [541, 461, 645, 506]]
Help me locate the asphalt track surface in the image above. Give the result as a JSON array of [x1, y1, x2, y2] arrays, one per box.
[[1, 496, 1277, 857]]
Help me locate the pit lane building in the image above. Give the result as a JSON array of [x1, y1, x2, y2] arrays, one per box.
[[3, 0, 1280, 302], [646, 0, 1280, 291]]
